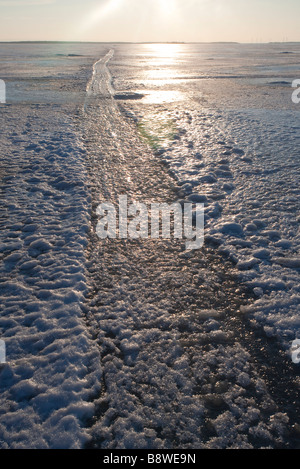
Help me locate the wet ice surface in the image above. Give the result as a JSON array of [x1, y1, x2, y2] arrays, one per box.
[[132, 106, 300, 350], [0, 43, 299, 448], [110, 43, 300, 351]]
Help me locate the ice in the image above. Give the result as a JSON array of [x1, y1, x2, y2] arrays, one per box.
[[0, 44, 109, 449], [252, 248, 271, 259], [237, 257, 260, 271], [134, 104, 299, 353], [220, 223, 244, 236], [0, 42, 299, 449], [113, 44, 300, 362], [273, 258, 300, 269]]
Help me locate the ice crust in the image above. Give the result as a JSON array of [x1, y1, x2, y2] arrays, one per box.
[[0, 42, 299, 449]]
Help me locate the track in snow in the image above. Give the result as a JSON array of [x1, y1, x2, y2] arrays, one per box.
[[80, 50, 300, 449]]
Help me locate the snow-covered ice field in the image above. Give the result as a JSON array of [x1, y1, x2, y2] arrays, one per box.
[[0, 43, 299, 449]]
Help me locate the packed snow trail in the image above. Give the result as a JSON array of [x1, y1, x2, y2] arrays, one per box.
[[80, 50, 296, 449], [86, 49, 115, 100]]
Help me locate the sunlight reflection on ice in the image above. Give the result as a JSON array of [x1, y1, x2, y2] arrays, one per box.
[[137, 44, 186, 103], [141, 90, 184, 104]]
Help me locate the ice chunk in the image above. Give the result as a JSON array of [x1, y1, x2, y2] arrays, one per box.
[[237, 257, 260, 271], [220, 223, 244, 236], [253, 249, 271, 259], [273, 258, 300, 269]]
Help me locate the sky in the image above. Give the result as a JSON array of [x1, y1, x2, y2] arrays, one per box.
[[0, 0, 299, 43]]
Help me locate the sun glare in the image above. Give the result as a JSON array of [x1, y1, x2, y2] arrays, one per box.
[[80, 0, 124, 32], [155, 0, 178, 18], [142, 43, 184, 69], [79, 0, 180, 39]]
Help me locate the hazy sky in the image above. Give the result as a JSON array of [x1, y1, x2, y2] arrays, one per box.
[[0, 0, 299, 43]]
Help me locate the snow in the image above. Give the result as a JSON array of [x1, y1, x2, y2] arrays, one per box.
[[0, 42, 299, 449], [0, 44, 107, 448], [117, 70, 300, 352]]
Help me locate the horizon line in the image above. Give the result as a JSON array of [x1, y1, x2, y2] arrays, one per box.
[[1, 40, 300, 45]]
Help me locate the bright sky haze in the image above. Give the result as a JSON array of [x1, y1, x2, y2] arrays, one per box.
[[0, 0, 299, 43]]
